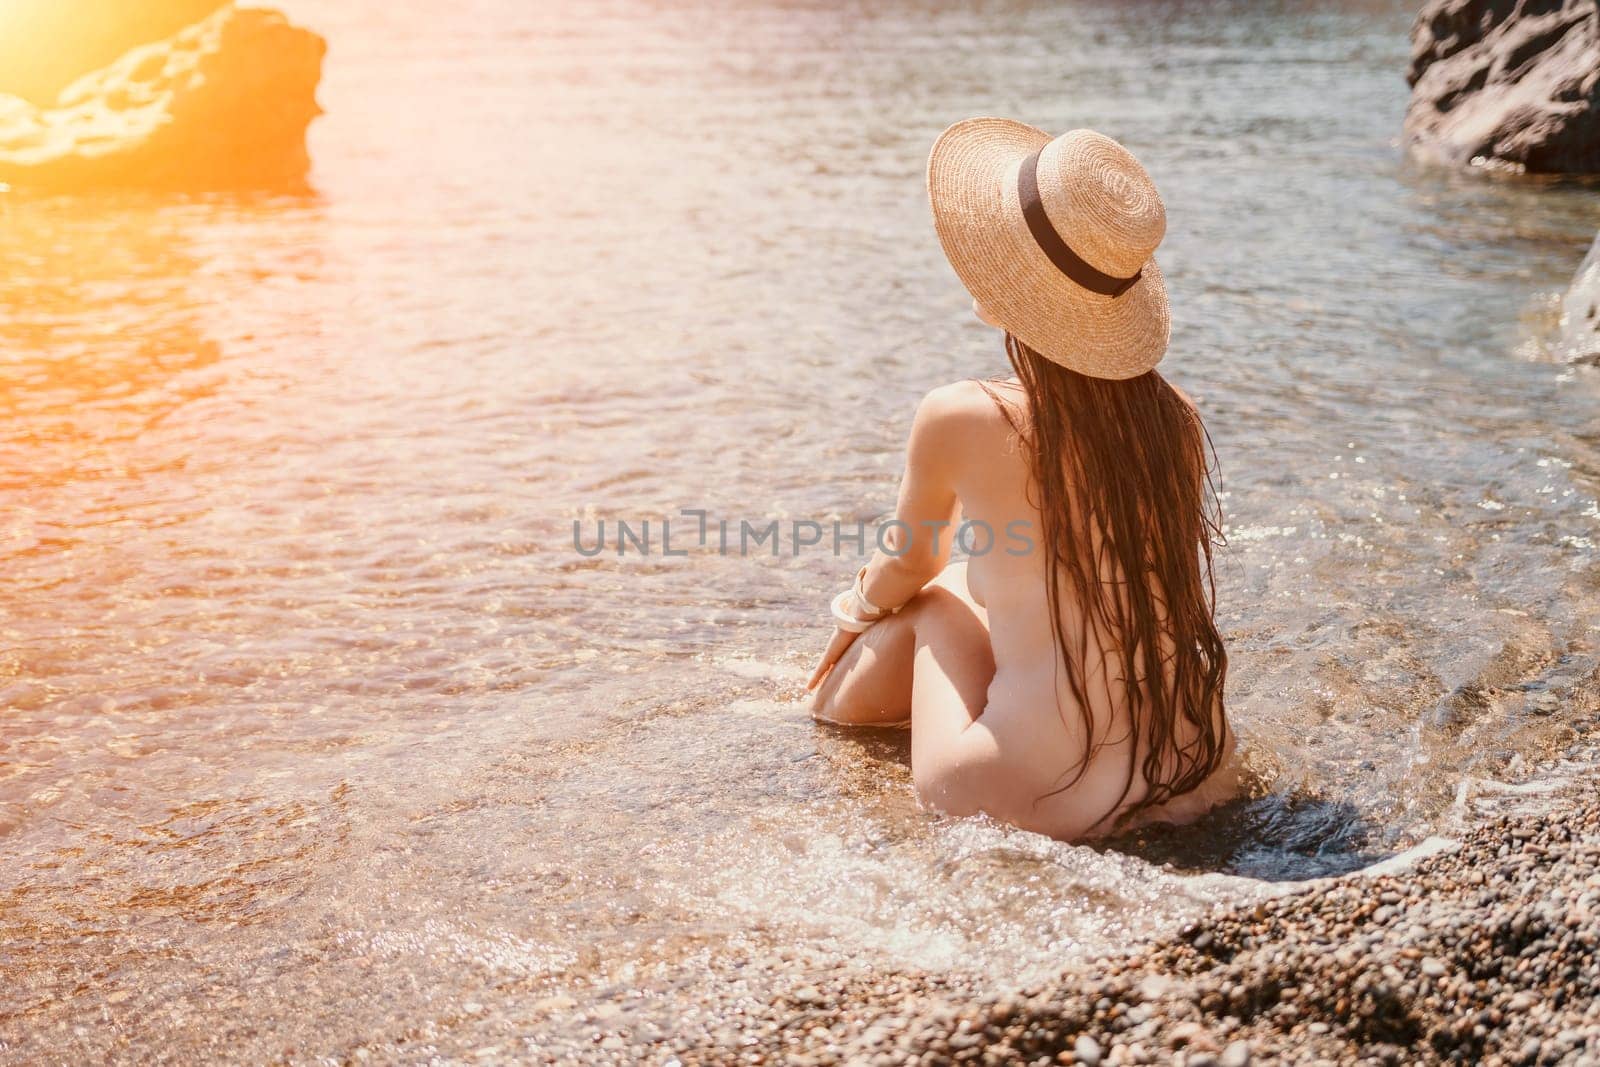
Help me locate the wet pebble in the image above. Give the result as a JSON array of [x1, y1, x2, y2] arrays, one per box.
[[667, 796, 1600, 1067], [1219, 1039, 1251, 1067]]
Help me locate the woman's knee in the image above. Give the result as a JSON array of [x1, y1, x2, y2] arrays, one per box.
[[809, 609, 918, 722], [902, 583, 984, 643]]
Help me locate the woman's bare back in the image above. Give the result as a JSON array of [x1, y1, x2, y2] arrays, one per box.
[[947, 378, 1235, 838], [811, 377, 1236, 841]]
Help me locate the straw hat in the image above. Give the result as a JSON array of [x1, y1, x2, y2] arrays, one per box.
[[927, 118, 1170, 380]]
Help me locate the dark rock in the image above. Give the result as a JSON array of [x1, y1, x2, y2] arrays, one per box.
[[0, 5, 324, 191], [1405, 0, 1600, 174], [0, 0, 227, 105]]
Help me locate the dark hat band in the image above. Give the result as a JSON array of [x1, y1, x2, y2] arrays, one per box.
[[1018, 149, 1143, 298]]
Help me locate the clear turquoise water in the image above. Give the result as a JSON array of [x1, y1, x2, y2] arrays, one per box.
[[2, 0, 1599, 1060]]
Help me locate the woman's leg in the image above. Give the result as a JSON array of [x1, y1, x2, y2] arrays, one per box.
[[808, 602, 918, 726], [809, 562, 991, 727], [906, 580, 998, 782]]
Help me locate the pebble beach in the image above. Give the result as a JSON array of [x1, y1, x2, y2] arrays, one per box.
[[643, 757, 1600, 1067]]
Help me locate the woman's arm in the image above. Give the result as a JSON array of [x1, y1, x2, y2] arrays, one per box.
[[807, 384, 970, 690], [859, 384, 967, 608]]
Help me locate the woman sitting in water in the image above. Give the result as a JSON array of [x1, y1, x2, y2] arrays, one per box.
[[806, 118, 1238, 842]]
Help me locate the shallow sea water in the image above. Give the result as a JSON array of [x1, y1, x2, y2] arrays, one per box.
[[3, 0, 1600, 1061]]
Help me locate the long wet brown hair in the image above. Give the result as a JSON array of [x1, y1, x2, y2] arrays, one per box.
[[989, 333, 1228, 828]]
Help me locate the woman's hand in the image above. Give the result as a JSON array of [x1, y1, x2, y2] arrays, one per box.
[[806, 626, 861, 692]]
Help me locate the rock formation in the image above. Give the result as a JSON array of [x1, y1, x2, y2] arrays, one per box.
[[1558, 232, 1600, 365], [0, 5, 325, 192], [1406, 0, 1600, 174], [0, 0, 228, 105]]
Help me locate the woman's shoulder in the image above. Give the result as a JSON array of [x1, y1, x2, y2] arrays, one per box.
[[918, 377, 1022, 426], [906, 378, 1024, 470]]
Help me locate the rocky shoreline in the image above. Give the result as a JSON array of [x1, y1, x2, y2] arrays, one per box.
[[661, 785, 1600, 1067], [1405, 0, 1600, 174], [0, 4, 324, 191]]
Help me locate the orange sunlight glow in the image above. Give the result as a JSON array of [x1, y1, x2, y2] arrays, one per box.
[[0, 0, 225, 104]]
